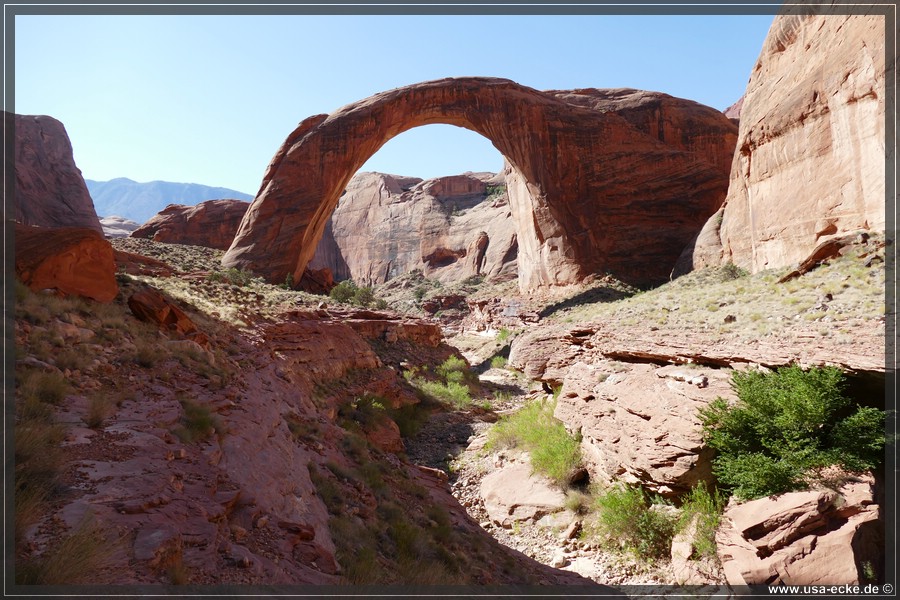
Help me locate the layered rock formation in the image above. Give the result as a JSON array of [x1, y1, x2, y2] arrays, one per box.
[[15, 224, 118, 302], [308, 171, 517, 285], [7, 112, 102, 232], [717, 475, 882, 585], [681, 13, 885, 274], [223, 77, 736, 290], [131, 199, 250, 251]]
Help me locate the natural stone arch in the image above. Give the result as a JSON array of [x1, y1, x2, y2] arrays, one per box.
[[223, 77, 736, 290]]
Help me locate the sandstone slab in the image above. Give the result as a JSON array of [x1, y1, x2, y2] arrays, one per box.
[[480, 461, 567, 528]]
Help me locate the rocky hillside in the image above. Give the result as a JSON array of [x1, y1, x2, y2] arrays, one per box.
[[130, 199, 250, 250], [86, 177, 253, 225]]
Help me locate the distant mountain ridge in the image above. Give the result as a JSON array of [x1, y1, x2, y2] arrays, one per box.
[[85, 177, 253, 225]]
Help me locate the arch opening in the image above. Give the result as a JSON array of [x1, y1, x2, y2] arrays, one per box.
[[307, 123, 519, 288], [222, 77, 737, 292]]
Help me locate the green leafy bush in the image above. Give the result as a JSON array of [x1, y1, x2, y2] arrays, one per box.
[[591, 485, 676, 559], [699, 365, 885, 499], [487, 399, 582, 486], [329, 279, 378, 307]]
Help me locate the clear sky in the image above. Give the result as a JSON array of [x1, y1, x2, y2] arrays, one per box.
[[14, 10, 775, 196]]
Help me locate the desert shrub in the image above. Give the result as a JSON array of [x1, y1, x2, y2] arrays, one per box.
[[590, 485, 676, 559], [17, 370, 70, 405], [720, 262, 749, 281], [85, 395, 115, 429], [486, 399, 582, 487], [414, 379, 471, 408], [55, 347, 91, 372], [490, 356, 508, 369], [206, 267, 257, 287], [436, 355, 467, 380], [496, 327, 511, 343], [677, 484, 725, 561], [173, 398, 220, 443], [699, 365, 886, 499], [16, 516, 118, 584], [352, 285, 375, 307]]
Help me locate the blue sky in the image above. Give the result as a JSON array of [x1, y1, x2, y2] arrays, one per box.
[[14, 11, 775, 195]]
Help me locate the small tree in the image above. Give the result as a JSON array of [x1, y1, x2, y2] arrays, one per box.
[[699, 365, 885, 499]]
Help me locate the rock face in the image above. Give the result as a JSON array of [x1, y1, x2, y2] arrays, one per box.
[[716, 475, 883, 585], [308, 171, 517, 285], [101, 215, 141, 238], [682, 13, 885, 274], [223, 77, 736, 290], [131, 199, 250, 251], [15, 224, 118, 302], [554, 361, 735, 497], [8, 113, 102, 232]]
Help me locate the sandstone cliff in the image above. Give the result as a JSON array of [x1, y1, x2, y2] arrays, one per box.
[[308, 171, 517, 286], [7, 112, 102, 232], [681, 12, 886, 274], [223, 78, 736, 290], [131, 199, 250, 251]]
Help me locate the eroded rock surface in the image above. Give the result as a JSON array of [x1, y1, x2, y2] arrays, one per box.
[[308, 171, 517, 285], [8, 112, 102, 232], [15, 224, 118, 302], [131, 199, 250, 250], [224, 77, 736, 290], [554, 362, 732, 496], [480, 461, 567, 528], [101, 215, 141, 238], [716, 475, 883, 585], [683, 13, 886, 273]]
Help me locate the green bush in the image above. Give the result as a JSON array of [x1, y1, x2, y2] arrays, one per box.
[[206, 267, 257, 287], [699, 365, 886, 499], [487, 399, 582, 486], [677, 484, 724, 561], [591, 485, 676, 559], [414, 379, 472, 408], [490, 356, 508, 369], [329, 280, 378, 307]]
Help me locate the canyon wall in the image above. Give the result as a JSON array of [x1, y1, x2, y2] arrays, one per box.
[[681, 12, 886, 273]]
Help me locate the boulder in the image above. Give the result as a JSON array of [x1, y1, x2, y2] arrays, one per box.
[[131, 199, 250, 250], [7, 112, 102, 232], [223, 77, 736, 290], [15, 224, 118, 302], [684, 13, 885, 274], [716, 475, 883, 585], [127, 287, 209, 347], [553, 362, 734, 496], [480, 461, 567, 528]]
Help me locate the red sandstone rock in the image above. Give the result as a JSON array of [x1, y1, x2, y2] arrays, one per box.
[[716, 475, 882, 585], [114, 249, 175, 277], [309, 171, 517, 286], [685, 14, 886, 274], [131, 199, 250, 250], [127, 287, 209, 347], [223, 77, 736, 290], [15, 224, 118, 302], [7, 113, 102, 232]]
